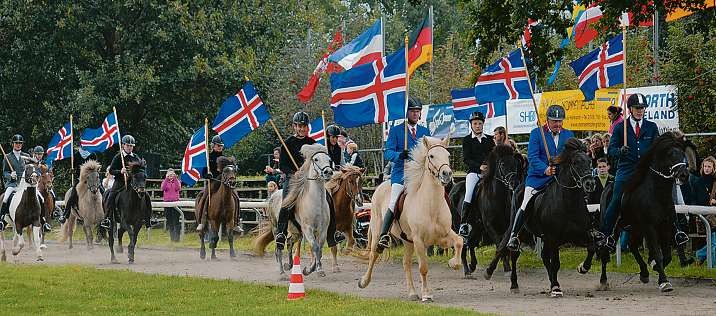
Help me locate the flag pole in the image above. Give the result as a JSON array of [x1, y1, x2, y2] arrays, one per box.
[[268, 119, 299, 171], [517, 42, 551, 162], [70, 113, 75, 187], [404, 34, 410, 152], [205, 118, 211, 210], [0, 144, 14, 174], [113, 106, 127, 185], [321, 110, 327, 149], [621, 25, 628, 144]]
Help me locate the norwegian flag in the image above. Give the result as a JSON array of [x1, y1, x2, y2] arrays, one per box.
[[180, 127, 207, 187], [307, 118, 325, 145], [212, 81, 270, 148], [474, 49, 533, 103], [569, 34, 624, 101], [450, 88, 480, 120], [45, 122, 73, 168], [80, 112, 120, 153], [329, 48, 407, 128]]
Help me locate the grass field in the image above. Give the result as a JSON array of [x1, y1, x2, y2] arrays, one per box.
[[0, 265, 477, 315]]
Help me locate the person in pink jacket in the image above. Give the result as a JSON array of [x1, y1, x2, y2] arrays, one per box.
[[607, 105, 624, 134], [161, 169, 182, 241]]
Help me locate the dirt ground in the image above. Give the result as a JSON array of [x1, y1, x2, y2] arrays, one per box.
[[5, 241, 716, 315]]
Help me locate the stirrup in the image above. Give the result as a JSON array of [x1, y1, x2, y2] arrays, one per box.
[[334, 231, 346, 244], [506, 236, 520, 252], [376, 234, 391, 253], [43, 223, 52, 232], [458, 223, 472, 238], [100, 218, 111, 229], [233, 225, 244, 233], [275, 232, 287, 250], [675, 231, 689, 246]]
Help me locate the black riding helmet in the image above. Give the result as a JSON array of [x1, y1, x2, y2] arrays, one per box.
[[292, 111, 310, 125], [326, 124, 341, 137], [627, 93, 648, 108], [407, 97, 422, 110], [11, 134, 24, 143], [33, 146, 44, 154], [546, 104, 566, 121], [469, 111, 485, 122], [211, 135, 224, 146]]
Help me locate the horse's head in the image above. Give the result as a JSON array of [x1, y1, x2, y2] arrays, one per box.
[[127, 160, 147, 193], [218, 156, 238, 187], [553, 138, 596, 193], [339, 165, 365, 206], [649, 132, 688, 181], [489, 144, 524, 191], [39, 164, 54, 191], [301, 144, 333, 181], [415, 136, 453, 186], [80, 160, 102, 194], [22, 164, 40, 186]]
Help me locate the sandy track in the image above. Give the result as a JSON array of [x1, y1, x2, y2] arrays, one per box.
[[6, 241, 716, 315]]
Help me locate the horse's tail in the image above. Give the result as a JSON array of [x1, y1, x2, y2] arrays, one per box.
[[252, 228, 274, 257], [61, 213, 76, 242]]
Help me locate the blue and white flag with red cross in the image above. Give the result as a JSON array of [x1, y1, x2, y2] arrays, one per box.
[[45, 122, 73, 168], [569, 33, 624, 101], [80, 112, 120, 154], [308, 118, 325, 145], [180, 127, 207, 187], [474, 48, 533, 103], [212, 81, 270, 148]]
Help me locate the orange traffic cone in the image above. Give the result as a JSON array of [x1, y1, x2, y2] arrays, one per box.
[[287, 255, 305, 300]]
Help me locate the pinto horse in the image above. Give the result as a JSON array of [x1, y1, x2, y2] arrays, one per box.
[[585, 132, 688, 292], [0, 164, 44, 262], [61, 160, 104, 249], [106, 160, 152, 264], [197, 156, 240, 260], [359, 136, 462, 302]]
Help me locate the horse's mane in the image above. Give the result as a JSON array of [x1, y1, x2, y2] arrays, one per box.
[[404, 136, 444, 194], [217, 156, 236, 172], [325, 165, 362, 195], [283, 144, 328, 209], [624, 131, 685, 193], [552, 138, 585, 166], [126, 159, 147, 172], [483, 144, 516, 183], [76, 160, 101, 191]]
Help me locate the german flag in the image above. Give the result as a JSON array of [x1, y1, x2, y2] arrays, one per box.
[[408, 10, 433, 76]]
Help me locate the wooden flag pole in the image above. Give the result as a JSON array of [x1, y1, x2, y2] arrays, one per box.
[[268, 119, 299, 171], [0, 144, 14, 174], [204, 118, 211, 210], [321, 110, 327, 149], [517, 41, 552, 163], [113, 106, 127, 185], [621, 25, 628, 143], [70, 114, 75, 187], [404, 34, 410, 152]]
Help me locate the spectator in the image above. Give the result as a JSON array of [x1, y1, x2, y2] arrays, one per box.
[[267, 181, 278, 196], [264, 147, 283, 188], [689, 156, 716, 207], [607, 105, 623, 134], [346, 141, 364, 168], [601, 133, 616, 176], [338, 130, 350, 165], [102, 166, 115, 191], [493, 126, 507, 145], [589, 133, 606, 167], [588, 158, 613, 205], [161, 168, 182, 242]]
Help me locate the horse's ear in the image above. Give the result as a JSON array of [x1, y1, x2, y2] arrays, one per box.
[[422, 136, 430, 147], [441, 135, 450, 147]]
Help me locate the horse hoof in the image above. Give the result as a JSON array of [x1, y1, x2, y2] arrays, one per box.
[[659, 282, 674, 293], [283, 263, 292, 271], [448, 258, 461, 270], [279, 273, 289, 282], [200, 254, 206, 260], [577, 262, 589, 274], [550, 288, 564, 298], [111, 258, 119, 264], [421, 295, 433, 303], [317, 270, 326, 277], [36, 256, 44, 262], [40, 244, 47, 250], [510, 287, 520, 294], [640, 274, 649, 284], [128, 260, 134, 265], [464, 273, 476, 280], [483, 270, 493, 280], [12, 248, 20, 256], [597, 283, 609, 291], [358, 277, 368, 289], [408, 294, 420, 301], [302, 267, 312, 276]]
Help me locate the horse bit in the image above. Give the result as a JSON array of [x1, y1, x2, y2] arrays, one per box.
[[650, 162, 686, 179]]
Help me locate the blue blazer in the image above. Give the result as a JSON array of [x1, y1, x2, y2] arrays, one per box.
[[385, 122, 431, 185], [525, 126, 575, 190], [608, 118, 659, 180]]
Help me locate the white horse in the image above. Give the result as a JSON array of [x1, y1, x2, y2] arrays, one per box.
[[253, 143, 334, 279], [1, 164, 44, 262]]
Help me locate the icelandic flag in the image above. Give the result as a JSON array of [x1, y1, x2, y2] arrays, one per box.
[[212, 81, 270, 148], [328, 19, 383, 72], [180, 127, 207, 187], [476, 101, 506, 119], [329, 48, 407, 128], [569, 34, 624, 101], [450, 88, 480, 121], [474, 49, 532, 103], [307, 118, 325, 145], [80, 112, 120, 153], [45, 122, 73, 168]]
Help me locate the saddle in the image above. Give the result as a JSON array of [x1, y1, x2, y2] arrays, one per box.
[[392, 189, 452, 242]]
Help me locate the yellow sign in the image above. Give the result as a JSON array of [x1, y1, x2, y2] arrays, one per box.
[[537, 89, 611, 131]]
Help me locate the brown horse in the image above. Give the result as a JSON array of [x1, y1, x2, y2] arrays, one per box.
[[196, 156, 239, 260], [325, 165, 364, 256], [34, 164, 55, 248]]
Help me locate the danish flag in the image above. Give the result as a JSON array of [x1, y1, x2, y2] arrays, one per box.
[[45, 122, 73, 168], [475, 48, 533, 103], [569, 34, 624, 101], [212, 81, 270, 148], [307, 118, 325, 145], [80, 112, 120, 153], [180, 127, 207, 187]]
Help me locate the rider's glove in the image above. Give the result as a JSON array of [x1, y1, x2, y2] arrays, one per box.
[[10, 171, 17, 180], [398, 150, 409, 160], [619, 145, 630, 157]]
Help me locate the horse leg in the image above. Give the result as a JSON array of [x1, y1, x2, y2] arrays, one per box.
[[551, 248, 563, 297], [414, 239, 433, 302], [629, 232, 649, 284], [0, 233, 5, 262], [116, 226, 125, 254], [82, 224, 92, 250], [578, 245, 596, 274], [108, 221, 118, 264], [447, 231, 464, 272], [461, 240, 472, 278], [399, 241, 418, 300], [645, 227, 672, 292], [228, 224, 236, 259], [199, 229, 207, 260], [469, 241, 478, 273], [540, 245, 559, 297], [209, 224, 218, 261], [330, 245, 339, 273], [12, 228, 24, 257], [32, 226, 43, 261], [502, 252, 512, 277], [510, 249, 521, 293], [358, 228, 381, 289], [127, 224, 138, 264], [315, 233, 326, 277]]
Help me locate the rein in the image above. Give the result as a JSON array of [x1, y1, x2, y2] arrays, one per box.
[[495, 160, 518, 191], [552, 163, 591, 190], [649, 162, 686, 179]]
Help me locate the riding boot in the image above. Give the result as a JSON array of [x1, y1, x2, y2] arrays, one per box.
[[326, 191, 344, 247], [100, 190, 117, 229], [376, 209, 395, 254], [506, 208, 526, 251], [458, 201, 472, 238], [0, 201, 7, 230], [275, 206, 291, 250]]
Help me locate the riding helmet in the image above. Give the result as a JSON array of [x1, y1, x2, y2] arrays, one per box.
[[546, 104, 566, 121], [33, 146, 44, 154], [11, 134, 24, 143], [627, 93, 648, 108], [121, 135, 136, 145], [407, 97, 423, 110], [326, 124, 341, 137], [469, 111, 485, 122], [211, 135, 224, 146], [292, 111, 310, 125]]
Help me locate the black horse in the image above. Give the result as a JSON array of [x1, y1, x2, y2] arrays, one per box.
[[106, 160, 151, 264], [450, 144, 525, 278], [585, 132, 688, 292], [487, 139, 596, 296]]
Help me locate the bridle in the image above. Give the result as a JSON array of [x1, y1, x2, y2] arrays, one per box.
[[306, 152, 333, 181], [220, 165, 239, 188], [24, 165, 39, 186], [495, 160, 518, 191], [553, 161, 592, 190], [650, 162, 687, 179], [426, 144, 451, 180]]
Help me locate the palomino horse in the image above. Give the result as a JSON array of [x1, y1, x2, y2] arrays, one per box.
[[197, 156, 239, 260], [0, 164, 44, 262], [495, 138, 596, 296], [359, 136, 462, 302], [106, 160, 152, 264], [61, 160, 104, 249], [325, 165, 364, 257], [584, 132, 688, 292], [254, 144, 334, 279]]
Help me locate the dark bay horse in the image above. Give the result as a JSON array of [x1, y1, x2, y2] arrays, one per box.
[[34, 164, 55, 248], [587, 132, 688, 292], [488, 139, 596, 296], [106, 160, 151, 264], [198, 156, 239, 260]]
